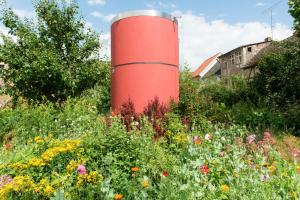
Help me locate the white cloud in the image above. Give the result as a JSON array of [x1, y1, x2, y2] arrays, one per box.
[[146, 1, 176, 9], [256, 2, 266, 7], [91, 11, 115, 22], [13, 9, 35, 19], [99, 32, 111, 60], [87, 0, 106, 5], [173, 11, 293, 70]]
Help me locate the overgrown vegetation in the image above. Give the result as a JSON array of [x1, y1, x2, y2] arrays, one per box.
[[0, 0, 299, 199]]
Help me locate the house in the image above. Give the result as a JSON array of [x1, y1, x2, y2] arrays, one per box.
[[192, 53, 222, 80], [219, 37, 272, 79]]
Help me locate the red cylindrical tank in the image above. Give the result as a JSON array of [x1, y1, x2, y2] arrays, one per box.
[[111, 10, 179, 113]]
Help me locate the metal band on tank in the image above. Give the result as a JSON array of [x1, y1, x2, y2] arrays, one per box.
[[113, 61, 178, 68], [111, 10, 178, 24]]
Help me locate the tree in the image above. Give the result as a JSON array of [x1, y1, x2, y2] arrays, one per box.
[[289, 0, 300, 34], [252, 37, 300, 106], [0, 0, 103, 103]]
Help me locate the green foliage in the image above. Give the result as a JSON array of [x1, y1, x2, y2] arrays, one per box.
[[0, 0, 104, 103], [289, 0, 300, 34], [252, 38, 300, 106], [0, 100, 299, 199], [174, 66, 228, 131]]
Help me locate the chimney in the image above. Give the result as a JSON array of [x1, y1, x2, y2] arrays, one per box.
[[264, 37, 272, 42]]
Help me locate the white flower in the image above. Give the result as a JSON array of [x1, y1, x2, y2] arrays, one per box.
[[221, 137, 226, 141], [205, 134, 212, 141]]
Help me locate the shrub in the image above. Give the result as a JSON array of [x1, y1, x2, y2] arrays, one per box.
[[0, 0, 103, 103]]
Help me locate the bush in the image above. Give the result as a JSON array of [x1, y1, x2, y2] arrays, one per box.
[[0, 0, 104, 103]]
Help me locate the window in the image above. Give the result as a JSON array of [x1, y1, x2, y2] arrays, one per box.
[[223, 61, 229, 75], [247, 47, 252, 52], [230, 54, 235, 65], [235, 51, 242, 64]]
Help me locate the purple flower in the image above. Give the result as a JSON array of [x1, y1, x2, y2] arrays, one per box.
[[0, 175, 13, 188], [77, 165, 86, 175], [247, 134, 256, 144]]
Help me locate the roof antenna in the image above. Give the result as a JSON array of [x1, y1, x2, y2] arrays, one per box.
[[262, 0, 284, 39]]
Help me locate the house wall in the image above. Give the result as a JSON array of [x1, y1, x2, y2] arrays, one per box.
[[220, 40, 271, 77], [220, 48, 243, 77]]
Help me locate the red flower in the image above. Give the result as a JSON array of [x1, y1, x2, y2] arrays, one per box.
[[200, 164, 210, 175], [5, 143, 11, 150], [162, 171, 169, 177], [111, 111, 117, 117]]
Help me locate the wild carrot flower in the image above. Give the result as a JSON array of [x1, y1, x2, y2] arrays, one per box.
[[220, 184, 230, 192], [114, 194, 124, 200], [200, 164, 210, 175], [77, 165, 86, 175], [131, 167, 140, 172]]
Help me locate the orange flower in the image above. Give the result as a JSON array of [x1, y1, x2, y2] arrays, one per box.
[[220, 184, 230, 192], [114, 194, 124, 200], [131, 167, 140, 172], [111, 111, 117, 117], [5, 143, 11, 150]]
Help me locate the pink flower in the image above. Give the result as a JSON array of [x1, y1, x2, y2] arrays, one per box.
[[263, 131, 271, 139], [246, 135, 256, 144], [291, 148, 300, 158], [219, 151, 225, 157], [77, 165, 86, 175]]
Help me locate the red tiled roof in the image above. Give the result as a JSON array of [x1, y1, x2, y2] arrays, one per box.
[[192, 53, 221, 78]]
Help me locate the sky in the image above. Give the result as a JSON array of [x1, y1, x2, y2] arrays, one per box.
[[0, 0, 295, 70]]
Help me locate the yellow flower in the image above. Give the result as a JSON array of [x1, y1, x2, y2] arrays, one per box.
[[34, 136, 43, 143], [142, 180, 150, 188], [175, 133, 187, 143], [114, 194, 124, 200], [44, 185, 55, 196], [66, 160, 79, 174], [28, 158, 46, 167], [291, 191, 297, 199], [220, 184, 230, 193], [268, 165, 276, 173], [296, 165, 300, 173], [86, 171, 101, 183]]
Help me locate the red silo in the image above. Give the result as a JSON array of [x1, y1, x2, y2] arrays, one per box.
[[111, 10, 179, 113]]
